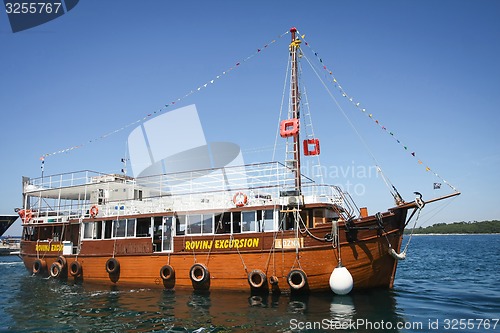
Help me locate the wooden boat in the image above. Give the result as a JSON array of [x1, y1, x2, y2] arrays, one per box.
[[17, 28, 459, 294]]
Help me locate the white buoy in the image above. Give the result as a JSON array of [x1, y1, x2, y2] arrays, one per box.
[[329, 265, 353, 295]]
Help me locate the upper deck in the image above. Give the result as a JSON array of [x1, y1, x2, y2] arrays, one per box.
[[22, 162, 356, 224]]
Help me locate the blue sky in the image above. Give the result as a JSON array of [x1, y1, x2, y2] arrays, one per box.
[[1, 0, 499, 235]]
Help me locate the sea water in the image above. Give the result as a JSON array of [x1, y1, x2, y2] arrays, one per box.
[[1, 234, 498, 332]]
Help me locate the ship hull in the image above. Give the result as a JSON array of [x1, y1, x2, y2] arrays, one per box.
[[19, 207, 407, 293], [0, 215, 18, 237]]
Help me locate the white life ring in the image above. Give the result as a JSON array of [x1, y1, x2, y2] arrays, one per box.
[[90, 205, 99, 218], [233, 192, 248, 207]]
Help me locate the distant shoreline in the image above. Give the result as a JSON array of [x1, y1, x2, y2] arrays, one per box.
[[404, 220, 500, 235], [410, 233, 500, 236]]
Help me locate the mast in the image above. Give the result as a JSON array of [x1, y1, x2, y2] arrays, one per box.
[[289, 27, 302, 192]]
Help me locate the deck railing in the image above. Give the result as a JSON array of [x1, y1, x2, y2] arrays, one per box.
[[22, 162, 353, 223]]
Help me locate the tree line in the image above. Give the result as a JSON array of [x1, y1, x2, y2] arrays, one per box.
[[404, 220, 500, 234]]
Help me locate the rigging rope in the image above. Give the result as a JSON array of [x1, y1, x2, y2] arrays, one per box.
[[301, 51, 399, 200], [389, 197, 425, 260], [41, 30, 290, 160], [296, 30, 459, 193], [272, 52, 291, 162]]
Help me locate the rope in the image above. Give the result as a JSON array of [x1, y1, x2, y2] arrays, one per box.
[[297, 30, 459, 193], [232, 232, 248, 274], [272, 52, 291, 162], [41, 30, 290, 160], [293, 209, 302, 270], [302, 52, 398, 198], [298, 60, 325, 184], [205, 210, 228, 265], [389, 197, 425, 260]]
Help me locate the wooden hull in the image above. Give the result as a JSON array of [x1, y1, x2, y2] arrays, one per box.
[[19, 207, 408, 293]]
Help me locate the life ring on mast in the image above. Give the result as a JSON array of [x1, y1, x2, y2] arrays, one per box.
[[19, 209, 33, 223], [280, 118, 299, 138], [70, 261, 83, 277], [105, 258, 120, 275], [90, 205, 99, 218], [233, 192, 248, 207]]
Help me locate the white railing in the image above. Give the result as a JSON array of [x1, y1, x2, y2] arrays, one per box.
[[22, 162, 352, 223]]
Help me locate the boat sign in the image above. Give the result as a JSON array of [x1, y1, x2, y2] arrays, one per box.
[[35, 243, 64, 252], [184, 238, 260, 251], [274, 238, 304, 249]]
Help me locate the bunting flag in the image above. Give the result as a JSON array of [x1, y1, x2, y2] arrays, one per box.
[[296, 30, 458, 193], [41, 30, 290, 159]]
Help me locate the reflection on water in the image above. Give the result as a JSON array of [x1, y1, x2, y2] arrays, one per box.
[[6, 274, 404, 332]]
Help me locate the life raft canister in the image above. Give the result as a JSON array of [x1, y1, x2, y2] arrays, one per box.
[[233, 192, 248, 207]]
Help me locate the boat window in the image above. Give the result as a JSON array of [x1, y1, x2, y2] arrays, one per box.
[[162, 216, 173, 251], [98, 189, 105, 205], [232, 212, 241, 233], [134, 189, 143, 201], [95, 221, 102, 239], [325, 208, 338, 221], [104, 220, 112, 239], [114, 219, 127, 238], [126, 218, 136, 237], [83, 222, 102, 240], [176, 215, 186, 236], [262, 209, 274, 231], [187, 214, 202, 234], [52, 225, 63, 242], [153, 216, 162, 252], [241, 211, 256, 232], [202, 214, 213, 234], [83, 222, 94, 239], [279, 212, 295, 230], [35, 226, 47, 240], [112, 219, 136, 238], [136, 217, 151, 237], [313, 208, 328, 225], [215, 212, 230, 234]]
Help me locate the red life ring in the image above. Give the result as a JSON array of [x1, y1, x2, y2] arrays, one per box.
[[303, 138, 320, 156], [280, 118, 299, 138], [90, 205, 99, 218], [233, 192, 248, 207]]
